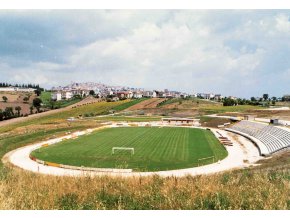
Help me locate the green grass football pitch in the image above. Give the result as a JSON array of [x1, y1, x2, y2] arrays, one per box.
[[32, 127, 228, 172]]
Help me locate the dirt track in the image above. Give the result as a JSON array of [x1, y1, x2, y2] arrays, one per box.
[[3, 125, 262, 177]]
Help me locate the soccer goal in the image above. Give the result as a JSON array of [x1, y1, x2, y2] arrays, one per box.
[[198, 156, 215, 166], [112, 147, 135, 155]]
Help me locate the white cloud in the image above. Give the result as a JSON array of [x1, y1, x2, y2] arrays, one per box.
[[1, 10, 290, 98], [275, 14, 290, 33]]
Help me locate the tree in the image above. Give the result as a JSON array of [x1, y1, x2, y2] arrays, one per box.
[[30, 106, 34, 114], [49, 100, 55, 109], [223, 97, 237, 106], [263, 94, 269, 101], [2, 96, 8, 102], [282, 97, 286, 102], [33, 98, 42, 113], [89, 90, 95, 96], [34, 89, 42, 96], [4, 107, 14, 119], [250, 97, 256, 102], [23, 96, 29, 103], [0, 109, 3, 121], [15, 106, 22, 117]]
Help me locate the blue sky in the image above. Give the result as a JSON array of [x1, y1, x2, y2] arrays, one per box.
[[0, 10, 290, 98]]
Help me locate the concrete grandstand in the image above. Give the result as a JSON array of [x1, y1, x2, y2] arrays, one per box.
[[226, 120, 290, 156]]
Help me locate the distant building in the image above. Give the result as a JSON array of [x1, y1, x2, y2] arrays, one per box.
[[51, 92, 62, 101], [180, 94, 188, 99], [51, 90, 74, 101], [111, 97, 119, 102], [283, 95, 290, 101], [214, 94, 224, 101], [71, 89, 90, 97], [197, 93, 214, 100], [191, 93, 198, 98], [229, 96, 237, 100], [62, 91, 73, 100], [116, 91, 133, 99], [155, 91, 166, 98], [0, 87, 36, 92], [133, 91, 143, 99], [143, 91, 157, 98]]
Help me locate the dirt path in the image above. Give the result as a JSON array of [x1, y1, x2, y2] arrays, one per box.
[[3, 124, 263, 178], [0, 97, 103, 128]]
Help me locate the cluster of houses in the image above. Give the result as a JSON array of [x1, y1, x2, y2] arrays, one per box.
[[51, 89, 90, 101], [51, 88, 191, 101], [50, 82, 194, 101], [196, 93, 225, 101], [50, 82, 230, 102]]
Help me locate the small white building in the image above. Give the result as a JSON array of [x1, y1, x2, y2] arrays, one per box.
[[133, 91, 143, 99], [229, 96, 237, 100], [51, 91, 73, 101], [214, 94, 224, 101], [0, 87, 36, 92], [0, 87, 15, 92], [198, 93, 214, 100], [62, 91, 73, 100], [51, 92, 62, 101], [191, 93, 198, 98], [143, 91, 156, 98], [116, 91, 133, 99]]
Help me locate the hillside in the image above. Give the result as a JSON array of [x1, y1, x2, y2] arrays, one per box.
[[0, 99, 289, 209], [0, 91, 37, 115]]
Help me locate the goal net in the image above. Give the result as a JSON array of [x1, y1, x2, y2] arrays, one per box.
[[112, 147, 135, 155], [198, 156, 215, 166]]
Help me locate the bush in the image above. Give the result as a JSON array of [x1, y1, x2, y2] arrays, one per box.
[[57, 193, 79, 210], [194, 192, 231, 210]]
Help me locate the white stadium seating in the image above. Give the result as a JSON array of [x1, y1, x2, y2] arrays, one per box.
[[227, 120, 290, 154]]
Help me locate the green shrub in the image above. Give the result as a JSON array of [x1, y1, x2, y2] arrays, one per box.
[[57, 193, 79, 210]]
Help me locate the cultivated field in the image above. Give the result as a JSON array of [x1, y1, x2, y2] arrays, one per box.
[[0, 91, 37, 115], [125, 98, 165, 110], [31, 127, 227, 171]]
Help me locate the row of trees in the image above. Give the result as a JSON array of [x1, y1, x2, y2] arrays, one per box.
[[0, 98, 42, 121], [0, 106, 24, 121], [223, 94, 279, 106], [0, 82, 43, 89], [2, 96, 30, 103]]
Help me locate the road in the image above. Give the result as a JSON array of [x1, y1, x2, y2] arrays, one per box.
[[0, 96, 102, 128]]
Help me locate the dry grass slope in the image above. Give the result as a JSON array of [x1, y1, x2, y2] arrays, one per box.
[[0, 167, 289, 210]]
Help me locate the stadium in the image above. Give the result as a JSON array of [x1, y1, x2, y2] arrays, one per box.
[[1, 9, 290, 211], [1, 93, 290, 209], [5, 99, 290, 178]]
